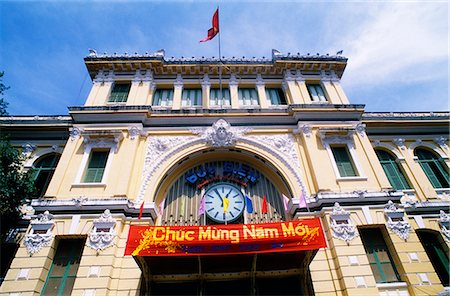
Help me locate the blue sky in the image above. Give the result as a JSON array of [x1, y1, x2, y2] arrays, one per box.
[[1, 1, 448, 115]]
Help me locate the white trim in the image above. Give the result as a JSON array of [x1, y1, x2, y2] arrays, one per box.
[[321, 133, 366, 179], [74, 139, 117, 184], [24, 147, 63, 168], [376, 282, 407, 289], [372, 142, 405, 160], [336, 176, 368, 181], [409, 141, 448, 159]]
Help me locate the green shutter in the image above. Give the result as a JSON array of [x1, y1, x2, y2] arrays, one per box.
[[108, 83, 130, 103], [83, 151, 108, 183], [331, 146, 357, 177], [360, 228, 400, 283], [416, 148, 450, 188], [376, 150, 411, 190]]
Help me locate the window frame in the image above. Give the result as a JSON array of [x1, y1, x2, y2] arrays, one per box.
[[209, 87, 231, 107], [107, 82, 131, 103], [375, 149, 412, 190], [415, 148, 450, 189], [152, 88, 174, 107], [181, 88, 202, 107], [320, 133, 366, 180], [41, 238, 85, 296], [238, 87, 260, 107], [74, 138, 118, 186], [32, 153, 61, 197], [359, 227, 401, 284], [265, 87, 287, 106], [306, 83, 328, 102]]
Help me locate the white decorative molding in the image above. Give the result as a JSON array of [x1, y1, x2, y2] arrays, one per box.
[[384, 200, 411, 240], [293, 123, 312, 137], [256, 74, 264, 87], [392, 138, 406, 150], [192, 119, 250, 147], [83, 136, 122, 153], [438, 210, 450, 242], [128, 126, 144, 140], [70, 127, 82, 141], [229, 74, 238, 86], [87, 209, 116, 251], [330, 202, 358, 243], [137, 119, 308, 204], [24, 211, 54, 255], [355, 123, 366, 137], [434, 136, 448, 150], [21, 143, 36, 158]]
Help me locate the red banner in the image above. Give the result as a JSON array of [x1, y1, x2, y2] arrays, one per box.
[[125, 218, 326, 256]]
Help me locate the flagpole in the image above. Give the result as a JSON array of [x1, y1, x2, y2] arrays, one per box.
[[217, 6, 223, 109]]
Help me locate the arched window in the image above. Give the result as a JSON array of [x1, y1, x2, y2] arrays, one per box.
[[416, 229, 449, 286], [415, 148, 449, 188], [375, 149, 411, 190], [33, 153, 61, 197]]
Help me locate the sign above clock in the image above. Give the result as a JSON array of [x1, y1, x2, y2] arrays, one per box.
[[185, 161, 260, 189]]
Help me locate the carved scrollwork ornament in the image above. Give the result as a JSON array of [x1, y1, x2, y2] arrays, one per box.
[[392, 138, 406, 150], [87, 209, 117, 251], [24, 211, 55, 256], [330, 202, 358, 243], [384, 200, 411, 240], [192, 119, 250, 147], [438, 210, 450, 242]]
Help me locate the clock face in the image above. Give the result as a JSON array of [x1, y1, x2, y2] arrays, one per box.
[[204, 183, 245, 223]]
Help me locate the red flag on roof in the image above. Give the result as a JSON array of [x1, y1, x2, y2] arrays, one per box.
[[200, 9, 219, 42]]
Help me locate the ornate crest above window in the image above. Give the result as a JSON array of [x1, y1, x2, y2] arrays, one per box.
[[24, 211, 55, 256], [87, 209, 117, 251], [384, 200, 411, 240], [438, 210, 450, 242], [330, 202, 358, 243]]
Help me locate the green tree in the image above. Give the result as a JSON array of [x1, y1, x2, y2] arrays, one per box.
[[0, 138, 37, 239], [0, 71, 9, 116]]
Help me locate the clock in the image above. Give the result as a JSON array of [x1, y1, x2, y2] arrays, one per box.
[[204, 183, 245, 223]]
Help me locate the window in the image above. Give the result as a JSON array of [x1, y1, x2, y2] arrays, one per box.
[[307, 84, 327, 102], [265, 88, 287, 105], [41, 238, 85, 296], [33, 153, 61, 197], [83, 150, 109, 183], [415, 148, 449, 188], [108, 82, 130, 103], [416, 229, 449, 286], [331, 146, 357, 177], [375, 150, 411, 190], [360, 228, 400, 283], [181, 88, 202, 107], [153, 89, 174, 107], [238, 88, 259, 106], [210, 88, 231, 107]]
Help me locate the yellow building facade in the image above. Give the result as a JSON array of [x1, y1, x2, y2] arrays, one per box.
[[0, 49, 449, 296]]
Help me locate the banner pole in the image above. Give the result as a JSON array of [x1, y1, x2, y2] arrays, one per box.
[[217, 5, 223, 109]]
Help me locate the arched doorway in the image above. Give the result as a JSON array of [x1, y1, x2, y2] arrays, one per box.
[[129, 150, 323, 295]]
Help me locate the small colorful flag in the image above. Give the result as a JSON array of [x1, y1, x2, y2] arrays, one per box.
[[198, 195, 206, 215], [282, 194, 290, 211], [299, 191, 307, 208], [138, 201, 144, 219], [200, 9, 219, 42], [159, 199, 165, 216], [245, 195, 253, 213], [261, 195, 268, 214]]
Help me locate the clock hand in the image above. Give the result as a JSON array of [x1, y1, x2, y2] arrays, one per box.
[[223, 197, 230, 213], [214, 189, 224, 206]]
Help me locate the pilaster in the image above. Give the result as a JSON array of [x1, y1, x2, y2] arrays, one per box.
[[202, 74, 211, 108], [172, 74, 183, 110], [283, 71, 302, 104], [229, 74, 239, 108], [256, 74, 268, 108]]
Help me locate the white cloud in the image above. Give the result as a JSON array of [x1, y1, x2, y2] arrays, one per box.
[[338, 2, 448, 88]]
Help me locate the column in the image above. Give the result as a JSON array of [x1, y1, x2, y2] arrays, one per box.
[[295, 73, 310, 104], [201, 74, 211, 108], [172, 74, 183, 110], [256, 74, 268, 108], [93, 71, 114, 105], [229, 74, 239, 108], [283, 71, 302, 104]]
